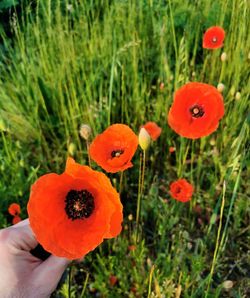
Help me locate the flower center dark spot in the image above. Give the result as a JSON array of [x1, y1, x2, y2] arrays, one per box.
[[212, 37, 217, 43], [111, 149, 124, 158], [190, 105, 205, 118], [175, 187, 181, 194], [65, 189, 95, 220]]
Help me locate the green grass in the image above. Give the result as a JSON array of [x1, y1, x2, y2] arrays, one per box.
[[0, 0, 249, 297]]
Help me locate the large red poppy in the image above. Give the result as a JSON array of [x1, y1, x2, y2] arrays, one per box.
[[170, 179, 193, 203], [27, 158, 123, 259], [142, 122, 162, 141], [89, 124, 138, 173], [167, 82, 224, 139], [203, 26, 225, 49]]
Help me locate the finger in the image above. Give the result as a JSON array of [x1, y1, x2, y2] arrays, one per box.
[[40, 255, 70, 273], [34, 256, 70, 292]]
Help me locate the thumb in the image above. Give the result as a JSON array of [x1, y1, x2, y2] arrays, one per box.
[[34, 256, 71, 293]]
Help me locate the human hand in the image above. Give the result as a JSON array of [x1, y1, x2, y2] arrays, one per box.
[[0, 219, 70, 298]]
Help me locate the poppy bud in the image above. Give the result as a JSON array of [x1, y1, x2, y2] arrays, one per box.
[[138, 128, 151, 150], [0, 118, 7, 132], [235, 92, 241, 100], [230, 86, 235, 96], [209, 138, 216, 146], [217, 83, 225, 93], [146, 257, 152, 267], [19, 159, 25, 167], [128, 214, 133, 221], [68, 143, 76, 156], [79, 124, 92, 140], [221, 52, 227, 62], [67, 4, 73, 12], [222, 280, 233, 291]]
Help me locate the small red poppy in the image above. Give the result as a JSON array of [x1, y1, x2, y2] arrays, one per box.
[[167, 82, 224, 139], [89, 124, 138, 173], [142, 122, 162, 141], [8, 203, 21, 216], [169, 146, 176, 153], [28, 158, 123, 259], [128, 245, 136, 251], [170, 179, 193, 203], [109, 275, 118, 286], [203, 26, 225, 49], [12, 216, 21, 225]]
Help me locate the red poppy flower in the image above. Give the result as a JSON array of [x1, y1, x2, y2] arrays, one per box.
[[203, 26, 225, 49], [109, 275, 118, 286], [169, 146, 176, 153], [128, 245, 136, 251], [12, 216, 21, 225], [27, 158, 123, 259], [170, 179, 193, 203], [142, 122, 162, 141], [8, 203, 21, 216], [89, 124, 138, 173], [167, 82, 224, 139]]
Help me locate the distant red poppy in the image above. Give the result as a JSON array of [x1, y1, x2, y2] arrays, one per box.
[[128, 245, 136, 251], [167, 82, 224, 139], [142, 122, 162, 141], [12, 216, 21, 225], [28, 157, 123, 259], [109, 275, 118, 286], [170, 179, 193, 202], [89, 124, 138, 173], [203, 26, 225, 49], [169, 146, 176, 153], [8, 203, 21, 216]]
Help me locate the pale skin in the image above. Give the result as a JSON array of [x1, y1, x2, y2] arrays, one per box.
[[0, 219, 70, 298]]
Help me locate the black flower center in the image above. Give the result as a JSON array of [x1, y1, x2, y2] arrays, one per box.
[[175, 187, 181, 194], [111, 149, 124, 158], [190, 105, 205, 118], [212, 37, 217, 43], [65, 189, 95, 220]]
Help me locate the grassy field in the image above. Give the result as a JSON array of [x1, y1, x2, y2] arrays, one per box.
[[0, 0, 249, 297]]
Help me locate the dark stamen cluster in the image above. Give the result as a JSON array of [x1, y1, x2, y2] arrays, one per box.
[[111, 149, 124, 158], [175, 187, 181, 194], [190, 105, 205, 118], [65, 189, 95, 220]]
